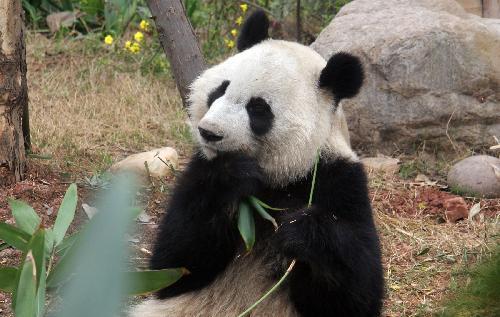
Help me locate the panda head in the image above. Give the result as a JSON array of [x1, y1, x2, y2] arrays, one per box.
[[188, 10, 363, 186]]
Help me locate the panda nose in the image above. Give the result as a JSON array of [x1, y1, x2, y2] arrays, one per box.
[[198, 127, 223, 142]]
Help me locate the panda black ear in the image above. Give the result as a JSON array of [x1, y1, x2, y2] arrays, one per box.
[[319, 52, 364, 102], [237, 10, 270, 51]]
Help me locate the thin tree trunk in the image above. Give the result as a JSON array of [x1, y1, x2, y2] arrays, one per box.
[[296, 0, 301, 42], [0, 0, 28, 185], [147, 0, 206, 107], [483, 0, 500, 18]]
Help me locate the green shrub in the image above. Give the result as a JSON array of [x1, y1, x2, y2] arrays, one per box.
[[0, 177, 186, 317]]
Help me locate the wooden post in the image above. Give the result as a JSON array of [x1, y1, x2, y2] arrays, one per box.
[[146, 0, 206, 107], [0, 0, 28, 185]]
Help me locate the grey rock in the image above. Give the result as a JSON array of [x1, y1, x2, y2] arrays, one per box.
[[361, 156, 400, 174], [311, 0, 500, 154], [447, 155, 500, 198]]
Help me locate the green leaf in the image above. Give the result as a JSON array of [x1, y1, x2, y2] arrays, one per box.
[[238, 201, 255, 252], [53, 183, 78, 246], [29, 229, 46, 289], [44, 228, 54, 258], [14, 251, 37, 317], [125, 268, 187, 295], [46, 232, 79, 288], [55, 231, 80, 257], [249, 198, 278, 230], [249, 196, 286, 211], [0, 222, 31, 251], [0, 267, 18, 292], [9, 199, 41, 235], [35, 264, 46, 317]]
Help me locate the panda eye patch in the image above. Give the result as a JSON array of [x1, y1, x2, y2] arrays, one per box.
[[246, 97, 274, 136], [207, 80, 230, 108]]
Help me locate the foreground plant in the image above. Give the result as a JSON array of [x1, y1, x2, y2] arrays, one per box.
[[0, 178, 186, 317]]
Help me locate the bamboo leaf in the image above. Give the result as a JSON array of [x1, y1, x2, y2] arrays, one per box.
[[9, 199, 41, 234], [0, 267, 18, 292], [44, 228, 54, 258], [249, 198, 278, 230], [238, 201, 255, 251], [14, 251, 37, 317], [125, 268, 188, 295], [55, 231, 80, 257], [35, 264, 46, 317], [0, 222, 31, 251], [53, 183, 78, 246], [249, 196, 286, 211], [29, 229, 46, 289]]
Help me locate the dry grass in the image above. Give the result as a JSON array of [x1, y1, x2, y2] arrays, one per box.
[[369, 172, 499, 316], [26, 33, 191, 175]]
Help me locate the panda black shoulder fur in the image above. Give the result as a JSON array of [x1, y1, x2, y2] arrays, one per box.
[[130, 10, 384, 317]]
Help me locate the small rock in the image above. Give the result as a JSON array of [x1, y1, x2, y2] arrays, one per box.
[[361, 156, 400, 174], [447, 155, 500, 198], [82, 203, 99, 219], [110, 147, 179, 182], [443, 197, 468, 223], [46, 11, 79, 33], [137, 212, 152, 224]]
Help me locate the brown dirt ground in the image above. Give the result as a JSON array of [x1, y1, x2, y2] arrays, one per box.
[[1, 162, 499, 316]]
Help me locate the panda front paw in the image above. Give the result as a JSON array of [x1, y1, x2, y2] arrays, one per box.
[[275, 208, 321, 262]]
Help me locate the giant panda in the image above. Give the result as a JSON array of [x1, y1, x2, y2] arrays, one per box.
[[130, 10, 384, 317]]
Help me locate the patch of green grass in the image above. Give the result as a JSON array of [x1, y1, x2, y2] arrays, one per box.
[[437, 248, 500, 317]]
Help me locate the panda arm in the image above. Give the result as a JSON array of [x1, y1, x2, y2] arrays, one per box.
[[276, 158, 383, 305], [151, 151, 263, 298]]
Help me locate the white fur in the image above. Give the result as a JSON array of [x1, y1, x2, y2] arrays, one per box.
[[129, 253, 298, 317], [189, 40, 357, 186]]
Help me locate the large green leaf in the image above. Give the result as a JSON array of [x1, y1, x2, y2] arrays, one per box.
[[238, 201, 255, 252], [0, 267, 18, 292], [125, 268, 187, 295], [52, 175, 138, 317], [0, 222, 31, 251], [14, 251, 37, 317], [53, 183, 78, 246], [9, 199, 41, 235]]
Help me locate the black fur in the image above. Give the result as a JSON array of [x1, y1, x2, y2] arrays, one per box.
[[151, 151, 263, 298], [246, 97, 274, 136], [151, 152, 384, 316], [207, 80, 230, 108], [237, 10, 270, 51], [319, 52, 364, 103]]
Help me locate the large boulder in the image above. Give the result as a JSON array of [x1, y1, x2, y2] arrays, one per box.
[[312, 0, 500, 154]]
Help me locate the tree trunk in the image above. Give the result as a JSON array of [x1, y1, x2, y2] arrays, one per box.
[[0, 0, 28, 185], [147, 0, 206, 107]]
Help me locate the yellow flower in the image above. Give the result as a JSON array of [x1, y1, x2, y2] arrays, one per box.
[[236, 16, 243, 26], [139, 20, 150, 31], [230, 29, 238, 37], [129, 42, 141, 54], [134, 31, 144, 42], [226, 39, 235, 49], [124, 40, 132, 49], [104, 35, 113, 45], [240, 3, 248, 13]]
